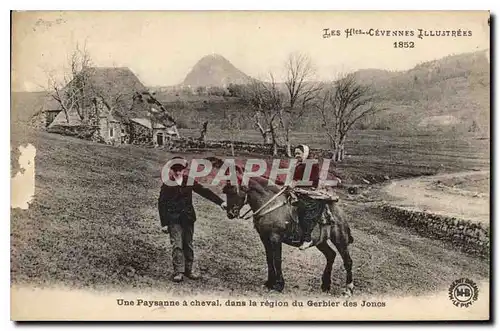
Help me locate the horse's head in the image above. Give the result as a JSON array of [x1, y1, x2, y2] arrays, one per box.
[[205, 156, 249, 219], [222, 181, 247, 219]]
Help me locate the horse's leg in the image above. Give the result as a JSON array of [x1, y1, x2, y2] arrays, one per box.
[[329, 207, 355, 297], [260, 234, 276, 289], [338, 246, 354, 297], [269, 234, 285, 292], [333, 239, 354, 297], [315, 241, 336, 293]]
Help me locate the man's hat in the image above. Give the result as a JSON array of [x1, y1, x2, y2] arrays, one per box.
[[169, 156, 188, 171]]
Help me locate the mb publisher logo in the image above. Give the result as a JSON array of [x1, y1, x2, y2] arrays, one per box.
[[455, 285, 472, 301], [448, 278, 479, 308]]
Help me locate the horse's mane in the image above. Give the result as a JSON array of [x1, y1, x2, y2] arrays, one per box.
[[205, 156, 284, 194], [247, 175, 284, 194]]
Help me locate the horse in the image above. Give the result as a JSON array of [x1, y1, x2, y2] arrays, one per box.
[[207, 157, 355, 296]]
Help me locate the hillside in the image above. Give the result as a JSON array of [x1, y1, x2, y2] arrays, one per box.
[[351, 50, 490, 132], [12, 50, 490, 135], [171, 49, 490, 134], [11, 91, 50, 126], [182, 54, 252, 87], [352, 50, 489, 100]]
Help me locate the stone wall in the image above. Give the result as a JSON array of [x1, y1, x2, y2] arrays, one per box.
[[374, 203, 490, 258], [129, 122, 155, 146], [161, 137, 332, 157], [47, 124, 100, 141]]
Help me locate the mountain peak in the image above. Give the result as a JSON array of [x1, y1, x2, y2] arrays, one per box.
[[202, 53, 226, 59], [183, 54, 251, 87]]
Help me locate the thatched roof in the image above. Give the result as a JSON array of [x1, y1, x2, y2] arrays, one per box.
[[130, 118, 166, 129], [129, 91, 178, 127], [29, 95, 62, 125], [81, 67, 147, 112], [47, 67, 147, 126], [45, 67, 179, 132], [87, 67, 144, 93], [48, 108, 83, 127]]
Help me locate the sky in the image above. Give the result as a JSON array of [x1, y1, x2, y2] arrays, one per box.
[[11, 10, 490, 91]]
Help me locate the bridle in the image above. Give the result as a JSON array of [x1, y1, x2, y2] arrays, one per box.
[[236, 185, 289, 220], [231, 184, 339, 220]]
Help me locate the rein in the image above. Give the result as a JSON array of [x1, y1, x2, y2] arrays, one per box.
[[237, 186, 339, 220], [239, 186, 288, 220]]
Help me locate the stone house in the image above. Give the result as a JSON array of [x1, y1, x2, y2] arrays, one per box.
[[98, 111, 126, 145], [129, 118, 177, 146], [39, 67, 180, 146], [29, 96, 68, 129]]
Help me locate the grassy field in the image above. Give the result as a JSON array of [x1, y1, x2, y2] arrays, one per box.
[[179, 128, 490, 184], [10, 126, 490, 298]]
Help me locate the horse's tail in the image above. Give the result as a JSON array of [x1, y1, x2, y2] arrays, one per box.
[[328, 202, 354, 245]]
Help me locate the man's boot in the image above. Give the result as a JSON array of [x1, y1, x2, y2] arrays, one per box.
[[185, 264, 201, 280], [185, 271, 201, 280], [172, 273, 184, 282]]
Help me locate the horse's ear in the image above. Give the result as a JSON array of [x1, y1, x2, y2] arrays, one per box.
[[205, 156, 225, 169]]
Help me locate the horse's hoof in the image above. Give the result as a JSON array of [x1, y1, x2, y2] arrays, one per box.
[[271, 284, 284, 293]]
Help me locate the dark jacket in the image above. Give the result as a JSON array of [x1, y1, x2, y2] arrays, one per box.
[[158, 175, 224, 227]]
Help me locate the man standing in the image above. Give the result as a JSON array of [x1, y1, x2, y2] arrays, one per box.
[[158, 156, 227, 282]]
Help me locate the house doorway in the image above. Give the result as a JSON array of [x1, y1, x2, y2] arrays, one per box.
[[156, 133, 164, 146]]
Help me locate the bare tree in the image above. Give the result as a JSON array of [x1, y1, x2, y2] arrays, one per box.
[[47, 43, 93, 124], [242, 78, 281, 155], [239, 53, 320, 157], [280, 52, 321, 156], [316, 73, 385, 161], [253, 112, 272, 144]]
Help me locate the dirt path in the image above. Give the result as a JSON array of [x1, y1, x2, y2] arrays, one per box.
[[380, 170, 490, 225]]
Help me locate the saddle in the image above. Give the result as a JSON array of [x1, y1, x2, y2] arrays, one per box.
[[293, 187, 340, 203], [284, 188, 339, 244], [287, 187, 339, 225]]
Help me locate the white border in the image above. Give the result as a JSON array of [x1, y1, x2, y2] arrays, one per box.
[[3, 1, 497, 330]]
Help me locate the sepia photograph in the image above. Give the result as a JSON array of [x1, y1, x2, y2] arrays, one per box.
[[10, 10, 490, 321]]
